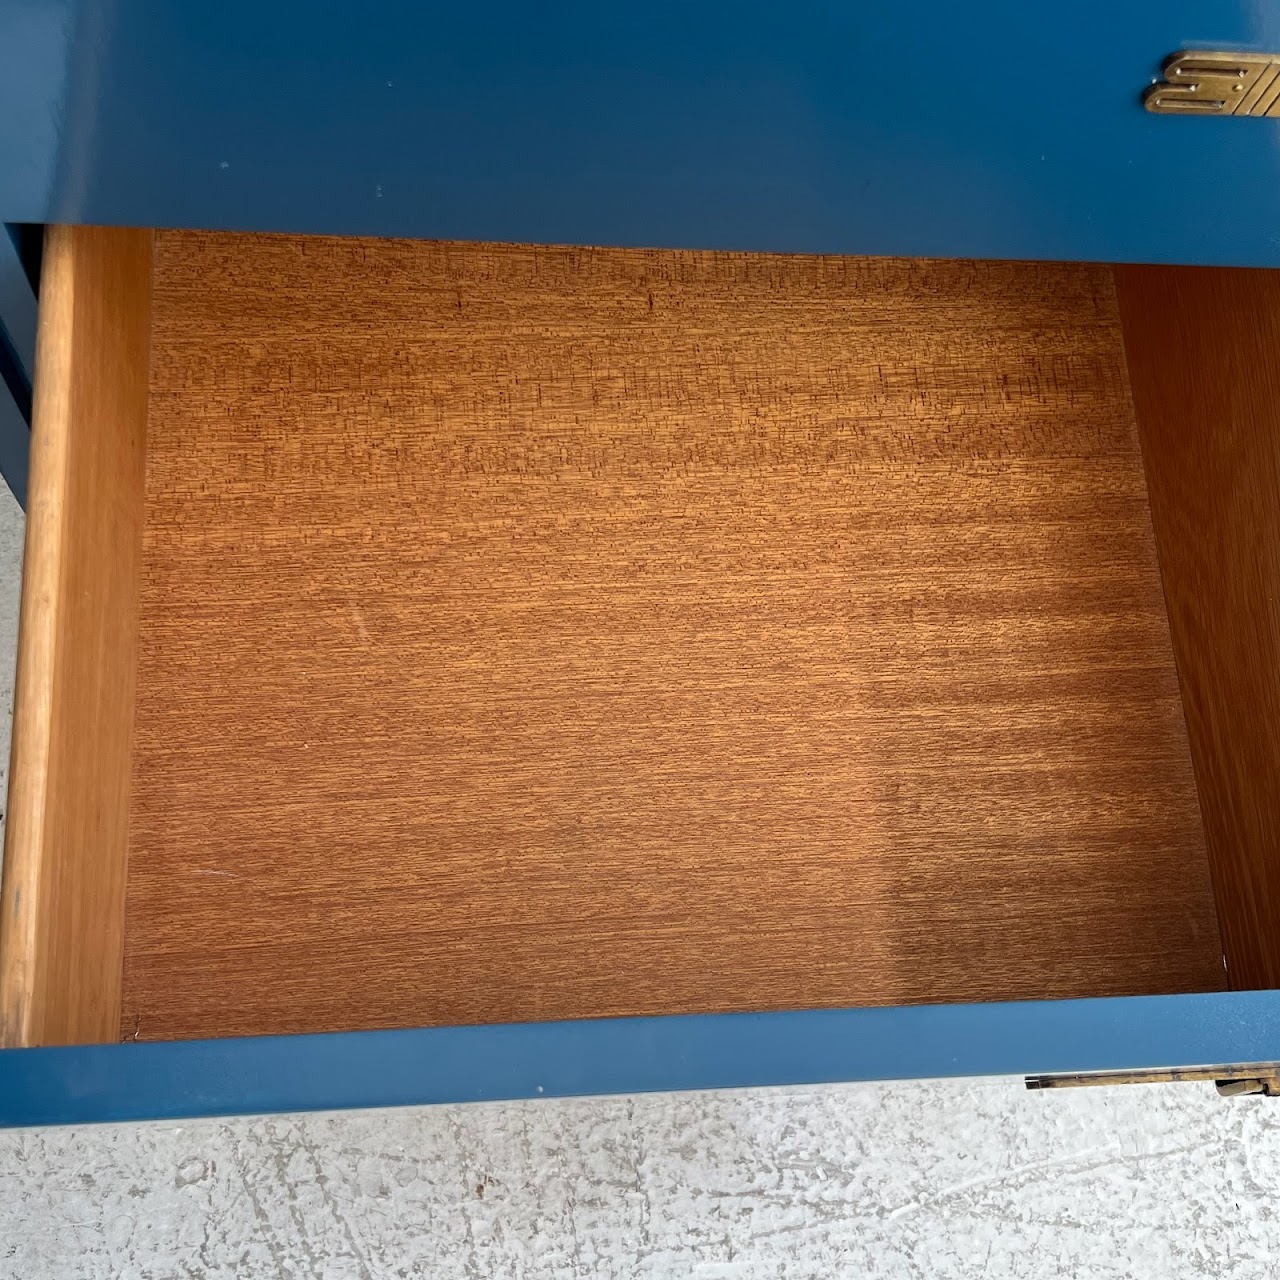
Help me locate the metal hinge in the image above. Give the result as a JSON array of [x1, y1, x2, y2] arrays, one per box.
[[1026, 1066, 1280, 1097]]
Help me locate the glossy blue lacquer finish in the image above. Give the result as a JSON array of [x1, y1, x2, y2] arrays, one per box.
[[2, 2, 1280, 263], [2, 993, 1278, 1128]]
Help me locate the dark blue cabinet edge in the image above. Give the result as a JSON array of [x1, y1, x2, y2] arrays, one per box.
[[6, 224, 42, 295], [0, 320, 30, 508], [0, 223, 37, 508], [1, 990, 1275, 1128]]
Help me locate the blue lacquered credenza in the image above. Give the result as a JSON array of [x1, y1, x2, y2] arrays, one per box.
[[2, 2, 1280, 1128]]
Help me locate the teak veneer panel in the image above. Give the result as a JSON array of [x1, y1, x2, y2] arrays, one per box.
[[0, 226, 152, 1047], [1117, 264, 1280, 992], [120, 232, 1223, 1040]]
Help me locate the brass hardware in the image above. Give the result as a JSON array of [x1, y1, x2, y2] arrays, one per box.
[[1026, 1065, 1280, 1097], [1145, 51, 1280, 116]]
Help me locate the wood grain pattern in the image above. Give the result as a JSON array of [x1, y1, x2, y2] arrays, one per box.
[[0, 226, 152, 1047], [1116, 264, 1280, 991], [120, 232, 1223, 1041]]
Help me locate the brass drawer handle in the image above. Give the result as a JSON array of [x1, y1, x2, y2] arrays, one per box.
[[1146, 50, 1280, 116], [1027, 1067, 1280, 1097]]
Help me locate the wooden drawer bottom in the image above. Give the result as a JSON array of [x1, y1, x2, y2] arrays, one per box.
[[3, 227, 1276, 1050]]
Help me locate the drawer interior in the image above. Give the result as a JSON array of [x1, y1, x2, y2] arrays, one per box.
[[3, 227, 1277, 1047]]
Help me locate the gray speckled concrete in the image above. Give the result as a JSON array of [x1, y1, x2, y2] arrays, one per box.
[[0, 485, 1275, 1279]]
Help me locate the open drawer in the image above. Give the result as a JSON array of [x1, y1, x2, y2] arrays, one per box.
[[2, 226, 1279, 1122]]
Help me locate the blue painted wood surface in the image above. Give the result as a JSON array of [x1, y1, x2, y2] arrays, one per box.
[[2, 992, 1279, 1128], [0, 2, 1276, 1121], [2, 1, 1280, 264]]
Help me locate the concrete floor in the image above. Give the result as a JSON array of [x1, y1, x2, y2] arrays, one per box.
[[0, 485, 1275, 1279]]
